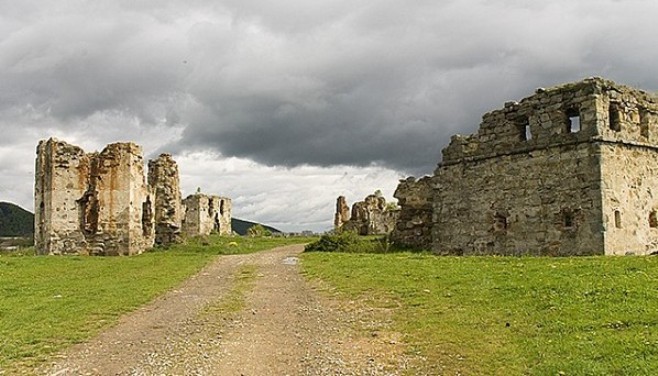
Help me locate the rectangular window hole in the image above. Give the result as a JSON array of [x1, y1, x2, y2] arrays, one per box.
[[640, 108, 650, 138], [517, 117, 531, 141], [650, 211, 658, 228], [493, 212, 508, 232], [564, 212, 574, 228], [609, 103, 621, 132], [566, 108, 581, 133], [614, 210, 622, 228]]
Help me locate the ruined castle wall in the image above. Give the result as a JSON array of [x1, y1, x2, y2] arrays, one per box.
[[35, 139, 155, 256], [215, 196, 232, 235], [182, 194, 232, 237], [390, 176, 433, 249], [148, 154, 182, 245], [601, 145, 658, 255], [340, 193, 398, 235], [434, 78, 611, 256], [333, 196, 350, 230], [34, 139, 90, 255], [89, 143, 153, 255], [435, 143, 604, 255]]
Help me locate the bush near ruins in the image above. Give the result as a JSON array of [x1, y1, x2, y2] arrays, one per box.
[[246, 224, 272, 237], [304, 231, 395, 253]]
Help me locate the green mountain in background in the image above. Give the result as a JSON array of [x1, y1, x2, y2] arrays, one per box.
[[0, 201, 280, 237], [230, 218, 282, 236], [0, 202, 34, 236]]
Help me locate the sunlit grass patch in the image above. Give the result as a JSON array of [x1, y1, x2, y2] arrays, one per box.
[[302, 251, 658, 375], [0, 234, 311, 372]]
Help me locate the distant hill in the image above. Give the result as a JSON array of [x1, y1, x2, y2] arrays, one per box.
[[0, 202, 34, 236], [231, 218, 282, 236], [0, 201, 277, 237]]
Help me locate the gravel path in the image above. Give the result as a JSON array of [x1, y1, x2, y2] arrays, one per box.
[[36, 245, 413, 375]]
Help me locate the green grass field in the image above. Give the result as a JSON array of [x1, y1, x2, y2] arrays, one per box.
[[0, 235, 314, 371], [302, 251, 658, 375]]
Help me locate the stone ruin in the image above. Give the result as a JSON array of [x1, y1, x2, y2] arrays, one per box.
[[34, 138, 232, 256], [334, 191, 399, 235], [181, 193, 232, 237], [392, 77, 658, 256], [148, 154, 183, 246], [390, 176, 433, 249]]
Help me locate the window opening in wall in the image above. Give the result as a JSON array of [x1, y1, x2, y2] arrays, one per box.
[[517, 117, 531, 141], [493, 212, 508, 232], [614, 210, 622, 228], [566, 108, 581, 133], [563, 211, 574, 228], [640, 108, 650, 138], [609, 103, 621, 132], [78, 191, 99, 235], [208, 199, 214, 217], [142, 196, 153, 236], [220, 200, 225, 215], [650, 211, 658, 228]]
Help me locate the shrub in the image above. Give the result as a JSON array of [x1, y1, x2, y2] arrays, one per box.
[[304, 232, 393, 253], [246, 224, 272, 237]]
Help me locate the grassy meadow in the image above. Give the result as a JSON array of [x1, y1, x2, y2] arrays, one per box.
[[0, 235, 314, 371], [302, 240, 658, 375]]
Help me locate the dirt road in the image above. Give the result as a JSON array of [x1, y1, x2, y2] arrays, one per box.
[[37, 245, 412, 375]]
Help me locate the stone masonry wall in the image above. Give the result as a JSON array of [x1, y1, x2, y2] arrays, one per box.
[[596, 83, 658, 254], [148, 154, 182, 246], [435, 142, 603, 256], [390, 176, 433, 249], [35, 139, 90, 255], [601, 145, 658, 255]]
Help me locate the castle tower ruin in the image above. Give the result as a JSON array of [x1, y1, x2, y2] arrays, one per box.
[[333, 196, 350, 230], [148, 154, 182, 246], [391, 77, 658, 256], [35, 139, 154, 255], [335, 191, 399, 235], [181, 193, 232, 237]]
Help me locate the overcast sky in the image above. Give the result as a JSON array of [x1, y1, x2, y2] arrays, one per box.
[[2, 0, 658, 232]]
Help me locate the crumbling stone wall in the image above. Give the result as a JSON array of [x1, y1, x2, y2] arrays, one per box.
[[430, 77, 658, 256], [390, 176, 433, 249], [35, 139, 155, 255], [181, 193, 232, 237], [336, 191, 399, 235], [148, 154, 182, 246]]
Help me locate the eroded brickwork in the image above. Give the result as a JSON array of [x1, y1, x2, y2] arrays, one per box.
[[419, 77, 658, 255], [181, 193, 232, 237]]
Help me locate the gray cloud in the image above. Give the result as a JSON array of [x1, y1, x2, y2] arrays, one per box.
[[2, 0, 658, 229], [167, 0, 658, 174]]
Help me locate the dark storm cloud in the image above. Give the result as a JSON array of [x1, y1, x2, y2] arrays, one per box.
[[169, 0, 658, 174], [3, 0, 658, 176]]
